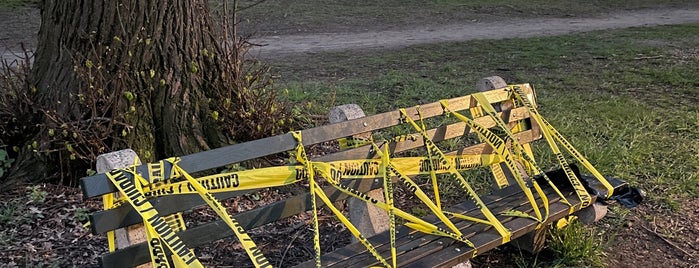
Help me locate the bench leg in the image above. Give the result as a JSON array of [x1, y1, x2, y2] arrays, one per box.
[[451, 261, 473, 268], [347, 186, 390, 238], [512, 227, 547, 254], [96, 149, 151, 268], [329, 104, 390, 241], [575, 202, 608, 224]]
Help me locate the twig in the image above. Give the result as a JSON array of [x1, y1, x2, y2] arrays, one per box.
[[278, 228, 302, 266], [640, 224, 693, 257], [239, 0, 268, 11], [634, 55, 663, 60]]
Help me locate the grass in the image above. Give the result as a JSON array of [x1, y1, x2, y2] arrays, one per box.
[[232, 0, 698, 35], [276, 24, 699, 203], [270, 23, 698, 266], [0, 0, 37, 10]]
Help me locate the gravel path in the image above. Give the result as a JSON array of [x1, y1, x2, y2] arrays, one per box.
[[249, 8, 699, 58], [2, 7, 699, 63]]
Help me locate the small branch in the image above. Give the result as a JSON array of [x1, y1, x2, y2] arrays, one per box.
[[634, 55, 663, 60], [239, 0, 268, 11], [278, 226, 303, 266], [640, 224, 693, 258]]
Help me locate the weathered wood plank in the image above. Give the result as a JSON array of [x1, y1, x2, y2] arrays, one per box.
[[88, 120, 537, 233], [316, 109, 535, 162], [99, 178, 382, 267], [335, 188, 583, 268], [404, 197, 584, 268], [81, 87, 535, 199], [293, 185, 526, 268], [89, 191, 248, 234]]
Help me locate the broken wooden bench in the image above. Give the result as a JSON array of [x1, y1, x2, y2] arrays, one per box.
[[80, 80, 627, 267]]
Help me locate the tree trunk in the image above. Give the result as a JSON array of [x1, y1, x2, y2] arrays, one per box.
[[5, 0, 228, 186]]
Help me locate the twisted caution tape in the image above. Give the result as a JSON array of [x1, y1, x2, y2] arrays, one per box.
[[98, 83, 614, 267], [401, 107, 512, 242], [509, 85, 614, 199]]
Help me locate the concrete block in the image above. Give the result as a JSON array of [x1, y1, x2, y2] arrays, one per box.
[[329, 104, 372, 140], [575, 202, 608, 224], [96, 149, 148, 259], [476, 76, 507, 92], [451, 261, 472, 268], [512, 226, 546, 254], [329, 104, 389, 241]]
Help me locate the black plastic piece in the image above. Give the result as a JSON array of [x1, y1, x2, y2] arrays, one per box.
[[534, 164, 643, 208]]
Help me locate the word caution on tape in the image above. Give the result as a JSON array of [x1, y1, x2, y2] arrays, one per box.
[[83, 82, 634, 268]]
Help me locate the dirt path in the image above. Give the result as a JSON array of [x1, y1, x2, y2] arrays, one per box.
[[249, 8, 699, 58], [2, 7, 699, 63]]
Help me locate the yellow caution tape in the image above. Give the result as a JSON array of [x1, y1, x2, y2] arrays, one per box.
[[416, 108, 444, 211], [291, 131, 323, 268], [168, 158, 272, 268], [105, 169, 203, 267], [387, 162, 463, 237], [313, 180, 392, 268], [312, 161, 474, 249], [401, 108, 512, 243], [469, 101, 510, 189], [144, 155, 501, 198], [102, 192, 117, 252], [504, 88, 589, 208], [508, 86, 605, 205], [509, 85, 615, 199], [373, 142, 397, 267], [294, 132, 392, 267], [143, 219, 172, 268], [438, 101, 544, 226], [338, 136, 373, 150], [473, 92, 574, 217]]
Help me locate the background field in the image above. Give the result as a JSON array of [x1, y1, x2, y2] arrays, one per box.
[[0, 0, 697, 267], [252, 3, 699, 267]]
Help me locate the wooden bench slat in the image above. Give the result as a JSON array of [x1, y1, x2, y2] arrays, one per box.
[[89, 191, 248, 234], [89, 123, 538, 233], [99, 179, 382, 267], [293, 185, 526, 267], [330, 190, 532, 268], [338, 188, 583, 268], [404, 196, 582, 268], [85, 84, 566, 268], [316, 107, 535, 162], [81, 87, 533, 199]]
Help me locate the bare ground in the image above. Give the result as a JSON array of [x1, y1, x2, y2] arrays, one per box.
[[248, 8, 699, 58], [1, 4, 698, 268]]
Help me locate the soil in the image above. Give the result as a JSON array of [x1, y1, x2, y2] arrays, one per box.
[[1, 4, 698, 268], [247, 8, 699, 58]]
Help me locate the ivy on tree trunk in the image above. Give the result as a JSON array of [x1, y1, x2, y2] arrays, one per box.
[[7, 0, 232, 186]]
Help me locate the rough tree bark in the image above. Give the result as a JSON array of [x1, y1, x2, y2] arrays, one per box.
[[6, 0, 229, 185]]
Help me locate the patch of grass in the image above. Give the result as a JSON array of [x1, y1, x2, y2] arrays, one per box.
[[0, 201, 19, 226], [271, 23, 698, 267], [546, 220, 605, 267], [27, 185, 47, 203], [0, 0, 37, 10], [233, 0, 698, 35], [277, 24, 699, 205]]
